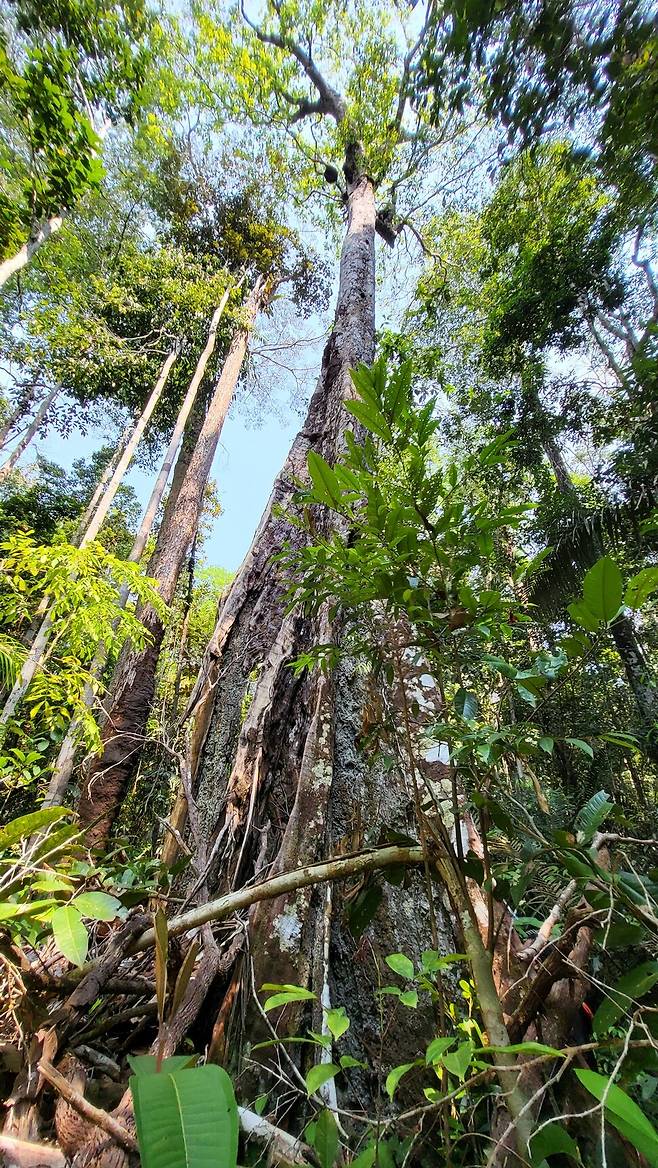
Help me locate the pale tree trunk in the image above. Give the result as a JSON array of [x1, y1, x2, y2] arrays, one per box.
[[0, 349, 178, 741], [0, 385, 60, 483], [45, 294, 231, 803], [73, 417, 136, 543], [0, 215, 64, 289], [171, 153, 457, 1113], [78, 277, 269, 843], [0, 385, 41, 449]]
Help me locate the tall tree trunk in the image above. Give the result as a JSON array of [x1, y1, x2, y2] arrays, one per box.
[[0, 215, 64, 289], [78, 277, 269, 843], [44, 294, 231, 803], [0, 349, 178, 741], [0, 385, 60, 483], [73, 417, 136, 543], [176, 153, 456, 1112]]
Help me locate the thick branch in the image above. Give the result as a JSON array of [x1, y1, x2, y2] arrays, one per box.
[[129, 845, 424, 953]]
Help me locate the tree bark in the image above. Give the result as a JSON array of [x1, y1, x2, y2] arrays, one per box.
[[0, 385, 60, 483], [177, 155, 456, 1115], [78, 277, 269, 843], [0, 215, 64, 289], [45, 294, 231, 802]]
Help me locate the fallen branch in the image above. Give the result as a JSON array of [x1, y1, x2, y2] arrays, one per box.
[[37, 1061, 137, 1153], [129, 845, 425, 953], [0, 1135, 66, 1168], [238, 1107, 313, 1166]]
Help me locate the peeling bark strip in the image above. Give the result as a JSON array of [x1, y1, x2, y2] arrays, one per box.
[[78, 278, 270, 844]]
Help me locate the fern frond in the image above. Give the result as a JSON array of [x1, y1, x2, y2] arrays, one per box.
[[0, 634, 26, 692]]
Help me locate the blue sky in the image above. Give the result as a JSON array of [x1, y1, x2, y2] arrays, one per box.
[[34, 393, 303, 572]]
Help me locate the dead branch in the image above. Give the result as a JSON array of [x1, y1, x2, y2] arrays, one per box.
[[0, 1135, 66, 1168]]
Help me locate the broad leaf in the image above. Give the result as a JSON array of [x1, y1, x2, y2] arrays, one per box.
[[442, 1041, 473, 1080], [325, 1007, 350, 1040], [131, 1064, 238, 1168], [307, 451, 343, 508], [305, 1063, 340, 1096], [51, 905, 89, 966], [0, 807, 69, 851], [567, 600, 600, 632], [72, 891, 122, 920], [583, 556, 623, 622], [385, 953, 415, 980], [529, 1121, 579, 1167], [128, 1055, 198, 1076], [263, 987, 316, 1011], [624, 566, 658, 610], [574, 789, 613, 840], [593, 962, 658, 1036], [576, 1069, 658, 1166], [385, 1061, 417, 1100], [312, 1109, 339, 1168], [425, 1037, 454, 1065]]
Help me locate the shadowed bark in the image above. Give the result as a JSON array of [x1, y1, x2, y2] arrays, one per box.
[[78, 278, 269, 844]]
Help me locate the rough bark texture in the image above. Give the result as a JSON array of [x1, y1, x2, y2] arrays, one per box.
[[78, 279, 268, 844], [181, 162, 457, 1118]]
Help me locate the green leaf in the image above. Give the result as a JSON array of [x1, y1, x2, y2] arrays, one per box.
[[399, 990, 419, 1008], [131, 1064, 238, 1168], [624, 567, 658, 610], [51, 905, 88, 966], [565, 738, 594, 759], [71, 891, 122, 921], [529, 1121, 579, 1167], [567, 600, 600, 632], [339, 1055, 365, 1070], [344, 399, 391, 442], [593, 962, 658, 1037], [583, 556, 623, 622], [305, 1064, 340, 1096], [350, 1145, 376, 1168], [0, 807, 69, 851], [307, 452, 343, 508], [312, 1109, 339, 1168], [576, 1069, 658, 1166], [127, 1055, 198, 1077], [0, 899, 54, 921], [425, 1037, 454, 1065], [442, 1041, 473, 1080], [325, 1007, 350, 1040], [454, 688, 478, 720], [263, 987, 317, 1012], [538, 736, 554, 754], [574, 789, 614, 840], [385, 1062, 417, 1100], [385, 953, 415, 980]]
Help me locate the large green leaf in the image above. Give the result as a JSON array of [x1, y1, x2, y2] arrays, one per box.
[[574, 789, 614, 841], [128, 1055, 198, 1076], [72, 891, 122, 921], [624, 566, 658, 610], [0, 807, 69, 851], [305, 1063, 340, 1096], [529, 1121, 579, 1167], [51, 905, 89, 966], [307, 452, 343, 508], [313, 1109, 339, 1168], [593, 962, 658, 1036], [131, 1065, 238, 1168], [576, 1069, 658, 1166], [582, 556, 623, 623]]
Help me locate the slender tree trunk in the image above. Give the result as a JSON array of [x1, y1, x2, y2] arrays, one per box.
[[73, 417, 136, 543], [0, 385, 60, 483], [44, 295, 232, 804], [78, 277, 269, 843], [0, 349, 178, 742], [0, 215, 64, 289]]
